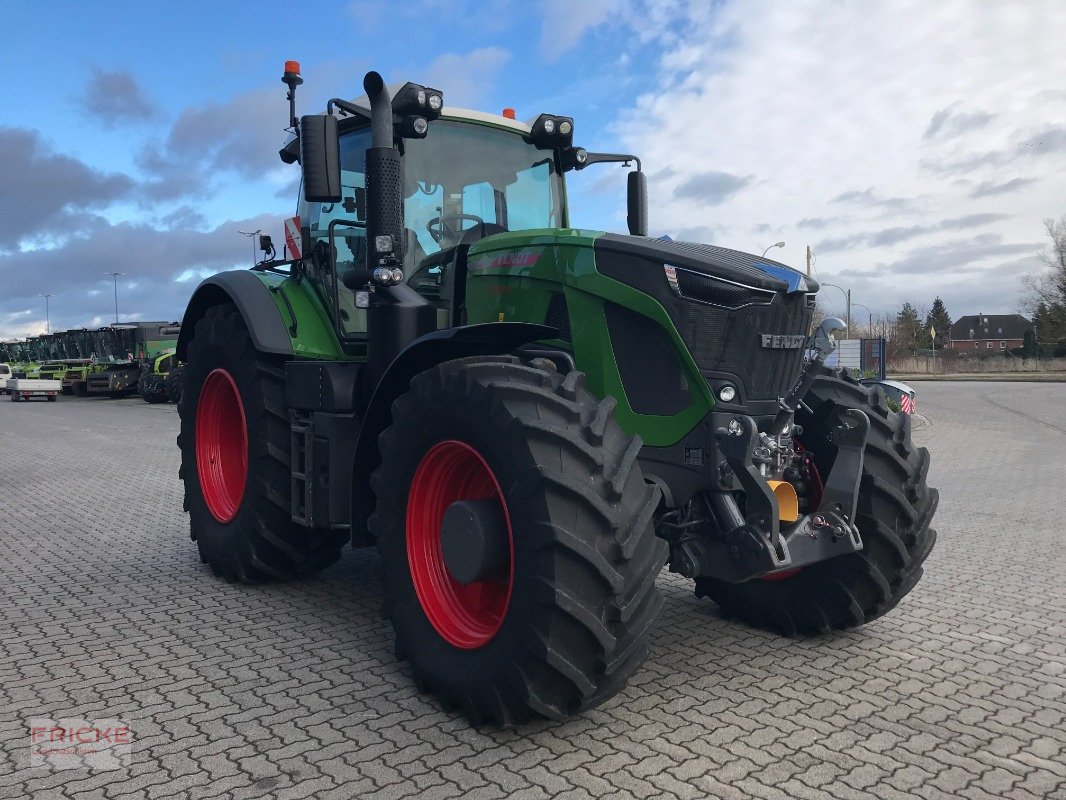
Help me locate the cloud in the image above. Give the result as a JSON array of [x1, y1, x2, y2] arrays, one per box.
[[0, 212, 286, 335], [832, 188, 915, 214], [970, 177, 1037, 198], [1018, 125, 1066, 153], [857, 234, 1039, 277], [599, 0, 1066, 314], [923, 106, 993, 141], [421, 47, 512, 108], [81, 69, 155, 125], [539, 0, 617, 60], [674, 170, 753, 205], [817, 214, 1010, 254], [0, 127, 135, 249]]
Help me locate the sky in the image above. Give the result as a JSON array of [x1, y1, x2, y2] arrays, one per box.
[[2, 0, 1065, 338]]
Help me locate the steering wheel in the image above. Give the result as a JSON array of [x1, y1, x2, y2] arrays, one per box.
[[426, 213, 485, 244]]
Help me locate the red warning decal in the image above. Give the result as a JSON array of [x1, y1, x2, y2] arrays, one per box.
[[284, 216, 301, 260]]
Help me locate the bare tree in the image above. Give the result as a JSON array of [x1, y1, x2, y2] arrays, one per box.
[[1022, 216, 1066, 346]]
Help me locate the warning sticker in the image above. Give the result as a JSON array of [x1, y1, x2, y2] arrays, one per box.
[[284, 216, 301, 260]]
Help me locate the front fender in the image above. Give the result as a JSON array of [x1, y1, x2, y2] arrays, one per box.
[[177, 271, 294, 361]]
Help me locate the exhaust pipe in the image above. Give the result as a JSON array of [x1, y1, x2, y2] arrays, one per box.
[[363, 71, 436, 391], [363, 71, 403, 265]]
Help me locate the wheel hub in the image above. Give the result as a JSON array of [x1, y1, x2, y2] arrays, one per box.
[[440, 498, 509, 585], [406, 440, 514, 649]]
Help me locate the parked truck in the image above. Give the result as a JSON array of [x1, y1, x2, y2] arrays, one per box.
[[7, 378, 61, 402]]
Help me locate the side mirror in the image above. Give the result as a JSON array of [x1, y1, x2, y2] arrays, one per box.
[[627, 170, 648, 236], [300, 114, 341, 202], [812, 317, 847, 359]]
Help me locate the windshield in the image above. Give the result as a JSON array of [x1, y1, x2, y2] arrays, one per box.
[[299, 119, 564, 339], [401, 120, 563, 260]]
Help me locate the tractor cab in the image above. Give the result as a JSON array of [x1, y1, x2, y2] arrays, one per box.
[[298, 112, 568, 337], [290, 73, 645, 356]]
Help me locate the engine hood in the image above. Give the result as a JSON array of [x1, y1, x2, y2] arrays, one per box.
[[594, 233, 818, 295]]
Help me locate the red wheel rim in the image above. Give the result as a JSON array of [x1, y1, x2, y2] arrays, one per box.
[[407, 440, 514, 649], [762, 440, 824, 582], [195, 368, 248, 523]]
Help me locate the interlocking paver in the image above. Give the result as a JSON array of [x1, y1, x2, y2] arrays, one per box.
[[1, 383, 1065, 799]]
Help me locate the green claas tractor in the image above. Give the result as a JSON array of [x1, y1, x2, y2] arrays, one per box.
[[137, 351, 178, 403], [176, 63, 938, 724]]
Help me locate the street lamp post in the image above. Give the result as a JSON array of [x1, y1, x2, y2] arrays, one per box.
[[40, 293, 52, 334], [105, 272, 126, 323], [821, 282, 851, 339], [760, 241, 785, 258], [238, 229, 263, 268], [852, 302, 873, 336]]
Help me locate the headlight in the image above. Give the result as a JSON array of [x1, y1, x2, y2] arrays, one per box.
[[558, 120, 572, 135], [389, 267, 405, 285], [417, 89, 426, 106], [427, 93, 443, 112], [718, 385, 737, 402], [543, 118, 555, 134]]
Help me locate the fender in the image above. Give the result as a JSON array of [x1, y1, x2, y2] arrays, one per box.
[[349, 321, 558, 543], [177, 271, 294, 361]]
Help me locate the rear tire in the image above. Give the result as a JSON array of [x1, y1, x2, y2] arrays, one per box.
[[370, 357, 667, 724], [695, 367, 938, 635], [177, 304, 346, 582]]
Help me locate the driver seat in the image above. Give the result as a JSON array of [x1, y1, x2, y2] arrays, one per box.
[[458, 222, 509, 247]]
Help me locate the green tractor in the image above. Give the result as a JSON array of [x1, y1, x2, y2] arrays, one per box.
[[137, 350, 178, 403], [176, 63, 938, 724]]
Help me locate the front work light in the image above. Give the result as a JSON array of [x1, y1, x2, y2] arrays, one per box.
[[529, 114, 574, 148], [393, 82, 445, 120]]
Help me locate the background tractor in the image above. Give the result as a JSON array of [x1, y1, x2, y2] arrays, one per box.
[[176, 62, 938, 725], [86, 322, 180, 397], [137, 351, 178, 403]]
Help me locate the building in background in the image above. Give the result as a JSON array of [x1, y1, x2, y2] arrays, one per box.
[[947, 314, 1033, 352]]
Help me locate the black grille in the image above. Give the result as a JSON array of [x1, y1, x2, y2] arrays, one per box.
[[684, 294, 812, 400], [544, 292, 571, 341]]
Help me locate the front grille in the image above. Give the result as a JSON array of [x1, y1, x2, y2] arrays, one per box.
[[683, 294, 812, 400]]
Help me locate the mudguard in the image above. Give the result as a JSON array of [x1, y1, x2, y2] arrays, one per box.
[[177, 271, 294, 361]]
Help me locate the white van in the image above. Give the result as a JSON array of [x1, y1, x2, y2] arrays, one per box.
[[0, 363, 11, 394]]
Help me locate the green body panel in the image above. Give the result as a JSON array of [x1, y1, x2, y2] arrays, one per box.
[[464, 228, 715, 447], [253, 271, 348, 360]]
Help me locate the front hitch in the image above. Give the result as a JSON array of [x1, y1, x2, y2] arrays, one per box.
[[670, 410, 868, 583]]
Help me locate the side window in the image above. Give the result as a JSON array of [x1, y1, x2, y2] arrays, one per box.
[[506, 161, 555, 231]]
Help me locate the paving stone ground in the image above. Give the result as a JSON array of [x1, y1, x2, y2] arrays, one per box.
[[0, 382, 1063, 799]]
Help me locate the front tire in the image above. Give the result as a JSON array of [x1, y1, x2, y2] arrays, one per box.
[[177, 304, 346, 582], [370, 357, 667, 725], [165, 367, 184, 404], [695, 367, 938, 635]]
